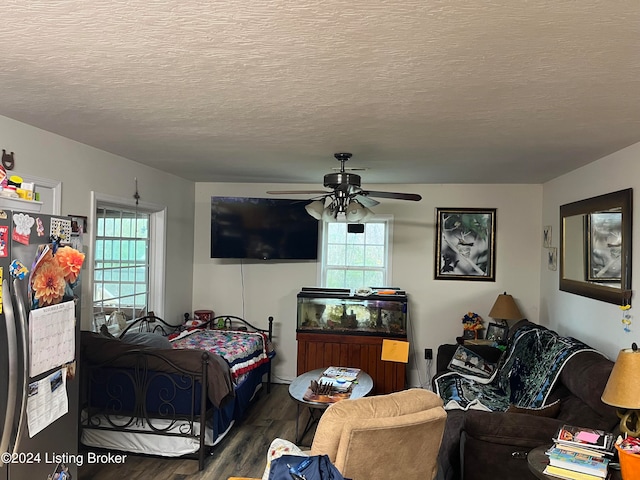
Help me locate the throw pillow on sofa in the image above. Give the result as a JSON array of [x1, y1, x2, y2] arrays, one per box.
[[447, 345, 498, 383]]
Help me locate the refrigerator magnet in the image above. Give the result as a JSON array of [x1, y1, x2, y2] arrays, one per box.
[[9, 259, 28, 279], [12, 212, 35, 245], [0, 224, 7, 257], [50, 218, 72, 244], [36, 217, 45, 236], [65, 361, 77, 380]]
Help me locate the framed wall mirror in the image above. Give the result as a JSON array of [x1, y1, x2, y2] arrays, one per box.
[[560, 188, 632, 305]]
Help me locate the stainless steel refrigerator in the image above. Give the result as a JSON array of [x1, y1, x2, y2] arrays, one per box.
[[0, 211, 82, 480]]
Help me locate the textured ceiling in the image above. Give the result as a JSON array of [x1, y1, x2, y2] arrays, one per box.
[[1, 1, 639, 185]]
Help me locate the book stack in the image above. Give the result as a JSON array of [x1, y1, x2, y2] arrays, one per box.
[[543, 424, 615, 480]]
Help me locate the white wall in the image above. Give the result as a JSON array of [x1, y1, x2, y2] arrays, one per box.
[[193, 182, 543, 385], [0, 115, 196, 329], [542, 141, 640, 360]]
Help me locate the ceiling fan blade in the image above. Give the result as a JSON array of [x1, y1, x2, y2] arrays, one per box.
[[267, 190, 330, 195], [362, 191, 422, 201], [354, 194, 380, 208]]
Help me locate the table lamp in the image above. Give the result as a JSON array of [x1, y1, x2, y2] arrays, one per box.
[[601, 343, 640, 437], [488, 292, 524, 327]]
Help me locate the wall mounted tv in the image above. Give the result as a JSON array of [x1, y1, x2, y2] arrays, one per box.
[[210, 196, 319, 260]]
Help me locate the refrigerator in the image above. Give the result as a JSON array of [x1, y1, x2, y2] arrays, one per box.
[[0, 210, 83, 480]]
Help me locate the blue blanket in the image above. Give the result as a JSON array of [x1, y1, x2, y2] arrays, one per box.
[[434, 325, 600, 411]]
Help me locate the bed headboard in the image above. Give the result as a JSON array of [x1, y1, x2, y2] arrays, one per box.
[[194, 315, 274, 340], [118, 313, 180, 338], [119, 314, 274, 341]]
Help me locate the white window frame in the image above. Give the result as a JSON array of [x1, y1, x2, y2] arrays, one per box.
[[318, 214, 394, 289], [89, 191, 167, 319]]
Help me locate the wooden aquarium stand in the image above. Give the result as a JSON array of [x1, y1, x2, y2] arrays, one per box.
[[296, 332, 406, 395]]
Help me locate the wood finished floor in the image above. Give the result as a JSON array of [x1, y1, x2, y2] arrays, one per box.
[[78, 384, 315, 480]]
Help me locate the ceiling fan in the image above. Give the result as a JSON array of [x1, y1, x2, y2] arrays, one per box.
[[267, 153, 422, 221]]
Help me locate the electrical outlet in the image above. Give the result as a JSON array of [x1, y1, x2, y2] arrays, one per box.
[[424, 348, 433, 360]]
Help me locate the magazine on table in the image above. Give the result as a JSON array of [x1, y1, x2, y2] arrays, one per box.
[[553, 424, 614, 452], [322, 366, 361, 381], [550, 442, 614, 458], [318, 376, 352, 391]]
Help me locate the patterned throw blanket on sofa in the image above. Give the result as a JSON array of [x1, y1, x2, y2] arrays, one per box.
[[434, 325, 599, 411]]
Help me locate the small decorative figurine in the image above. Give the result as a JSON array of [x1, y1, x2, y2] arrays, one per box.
[[620, 303, 632, 332]]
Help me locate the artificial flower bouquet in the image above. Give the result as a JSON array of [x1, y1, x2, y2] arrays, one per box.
[[30, 244, 85, 308], [462, 312, 484, 339]]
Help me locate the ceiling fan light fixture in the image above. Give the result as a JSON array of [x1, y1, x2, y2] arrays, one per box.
[[305, 200, 325, 220], [345, 200, 373, 222], [269, 153, 422, 218], [322, 205, 338, 222]]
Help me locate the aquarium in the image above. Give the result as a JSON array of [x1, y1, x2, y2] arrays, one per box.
[[297, 288, 407, 337]]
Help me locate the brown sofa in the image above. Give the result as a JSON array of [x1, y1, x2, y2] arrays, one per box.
[[310, 388, 447, 480], [434, 321, 619, 480]]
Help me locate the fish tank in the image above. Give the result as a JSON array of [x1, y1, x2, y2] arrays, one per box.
[[297, 288, 407, 337]]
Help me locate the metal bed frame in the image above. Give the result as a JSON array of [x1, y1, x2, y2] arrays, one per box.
[[81, 314, 274, 470]]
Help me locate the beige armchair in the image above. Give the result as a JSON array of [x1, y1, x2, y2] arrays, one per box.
[[229, 389, 446, 480], [310, 388, 447, 480]]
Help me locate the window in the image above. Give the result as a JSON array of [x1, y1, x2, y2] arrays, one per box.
[[321, 216, 392, 289], [91, 192, 166, 323]]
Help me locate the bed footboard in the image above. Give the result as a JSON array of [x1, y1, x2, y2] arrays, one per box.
[[81, 348, 213, 471]]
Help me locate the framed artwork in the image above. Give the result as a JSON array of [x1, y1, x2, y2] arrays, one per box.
[[462, 329, 476, 340], [547, 247, 557, 271], [485, 323, 508, 342], [586, 212, 622, 282], [435, 208, 496, 281], [543, 225, 552, 247], [68, 215, 87, 236]]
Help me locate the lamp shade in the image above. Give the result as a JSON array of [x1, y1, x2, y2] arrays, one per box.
[[305, 200, 325, 220], [488, 292, 523, 321], [601, 347, 640, 409]]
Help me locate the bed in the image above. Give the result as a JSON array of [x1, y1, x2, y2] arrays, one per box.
[[80, 314, 274, 470]]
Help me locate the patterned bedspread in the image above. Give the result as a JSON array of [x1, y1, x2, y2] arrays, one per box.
[[434, 324, 601, 412], [171, 329, 270, 380]]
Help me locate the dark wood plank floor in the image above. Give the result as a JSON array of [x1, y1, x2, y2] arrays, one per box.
[[79, 384, 314, 480]]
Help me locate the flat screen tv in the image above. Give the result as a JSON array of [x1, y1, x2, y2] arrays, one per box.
[[210, 196, 319, 260]]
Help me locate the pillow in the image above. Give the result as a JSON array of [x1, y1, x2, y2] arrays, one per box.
[[121, 332, 172, 349], [262, 438, 308, 480], [506, 399, 561, 418], [447, 345, 498, 382]]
